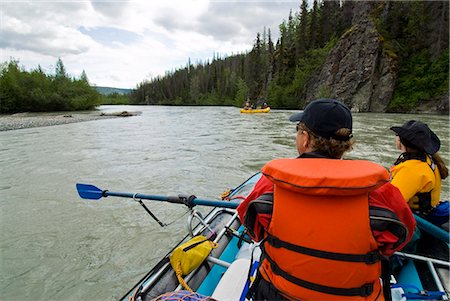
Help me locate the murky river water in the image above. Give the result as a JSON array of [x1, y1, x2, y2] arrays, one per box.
[[0, 105, 448, 300]]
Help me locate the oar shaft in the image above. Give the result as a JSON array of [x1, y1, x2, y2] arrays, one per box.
[[190, 199, 239, 209], [104, 191, 240, 209], [105, 191, 178, 202]]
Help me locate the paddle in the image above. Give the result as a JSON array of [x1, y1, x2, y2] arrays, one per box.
[[76, 183, 241, 209]]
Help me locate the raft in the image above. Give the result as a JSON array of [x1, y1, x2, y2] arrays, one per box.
[[76, 174, 449, 301], [240, 107, 270, 114]]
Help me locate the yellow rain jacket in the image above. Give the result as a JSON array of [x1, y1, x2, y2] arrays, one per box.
[[390, 155, 442, 211]]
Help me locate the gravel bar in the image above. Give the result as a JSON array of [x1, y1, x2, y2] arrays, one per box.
[[0, 113, 119, 131]]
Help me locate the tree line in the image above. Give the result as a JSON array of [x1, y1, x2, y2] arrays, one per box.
[[1, 1, 448, 113], [130, 0, 448, 111], [0, 58, 102, 113], [130, 0, 352, 108]]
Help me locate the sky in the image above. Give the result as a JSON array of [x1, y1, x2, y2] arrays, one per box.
[[1, 0, 303, 89]]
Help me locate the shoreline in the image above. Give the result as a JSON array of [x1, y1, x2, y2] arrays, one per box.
[[0, 113, 122, 131]]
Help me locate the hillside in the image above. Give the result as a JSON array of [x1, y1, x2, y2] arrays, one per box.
[[94, 86, 132, 95]]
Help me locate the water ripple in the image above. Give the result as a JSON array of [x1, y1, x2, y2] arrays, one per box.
[[0, 106, 448, 300]]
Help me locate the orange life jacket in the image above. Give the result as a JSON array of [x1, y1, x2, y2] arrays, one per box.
[[259, 158, 390, 301]]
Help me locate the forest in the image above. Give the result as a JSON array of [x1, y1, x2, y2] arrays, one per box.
[[130, 0, 351, 108], [129, 0, 449, 112], [1, 1, 448, 114]]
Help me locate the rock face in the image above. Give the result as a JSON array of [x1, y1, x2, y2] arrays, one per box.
[[416, 92, 450, 114], [303, 2, 397, 112]]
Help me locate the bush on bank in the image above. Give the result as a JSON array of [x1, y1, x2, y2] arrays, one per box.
[[0, 59, 102, 114]]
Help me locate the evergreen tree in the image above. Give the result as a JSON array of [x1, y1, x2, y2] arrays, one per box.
[[275, 21, 288, 79], [80, 70, 89, 83], [245, 32, 264, 99], [338, 1, 354, 35], [55, 58, 67, 78], [295, 0, 309, 59], [266, 28, 275, 93], [319, 0, 340, 47], [309, 0, 319, 49], [426, 1, 449, 60]]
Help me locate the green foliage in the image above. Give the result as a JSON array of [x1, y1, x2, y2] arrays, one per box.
[[99, 92, 130, 105], [201, 93, 219, 106], [388, 49, 449, 111], [269, 37, 337, 109], [267, 82, 291, 109], [0, 59, 101, 113], [234, 77, 250, 107], [372, 1, 449, 112]]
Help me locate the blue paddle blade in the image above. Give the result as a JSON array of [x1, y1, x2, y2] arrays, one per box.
[[76, 183, 104, 200]]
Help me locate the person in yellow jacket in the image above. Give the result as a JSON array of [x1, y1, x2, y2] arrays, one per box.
[[390, 120, 448, 213]]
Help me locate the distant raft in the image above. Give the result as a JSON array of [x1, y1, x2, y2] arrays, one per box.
[[240, 107, 270, 114]]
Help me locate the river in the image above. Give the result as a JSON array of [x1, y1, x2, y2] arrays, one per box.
[[0, 105, 448, 300]]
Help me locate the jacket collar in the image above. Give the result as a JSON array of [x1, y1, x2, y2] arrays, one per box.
[[298, 151, 333, 159]]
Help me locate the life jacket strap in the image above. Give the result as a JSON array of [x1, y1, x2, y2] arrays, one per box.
[[266, 234, 381, 264], [263, 252, 374, 297]]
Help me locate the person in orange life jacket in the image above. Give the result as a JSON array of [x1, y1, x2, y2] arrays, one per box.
[[237, 99, 416, 301], [390, 120, 448, 220]]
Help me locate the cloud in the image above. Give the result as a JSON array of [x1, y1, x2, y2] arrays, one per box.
[[79, 27, 142, 47], [195, 2, 296, 43], [91, 0, 129, 18], [1, 0, 301, 88]]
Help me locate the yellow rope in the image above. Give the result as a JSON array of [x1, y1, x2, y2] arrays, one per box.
[[175, 263, 194, 292]]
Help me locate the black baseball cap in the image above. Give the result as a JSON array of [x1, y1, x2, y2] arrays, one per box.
[[289, 98, 352, 140], [390, 120, 440, 155]]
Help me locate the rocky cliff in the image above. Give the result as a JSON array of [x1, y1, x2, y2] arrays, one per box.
[[303, 2, 398, 112]]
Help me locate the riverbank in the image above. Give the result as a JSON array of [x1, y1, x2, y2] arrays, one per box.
[[0, 111, 140, 131]]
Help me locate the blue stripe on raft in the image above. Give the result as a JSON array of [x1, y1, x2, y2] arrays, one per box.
[[240, 260, 259, 301], [396, 259, 424, 291], [196, 233, 242, 296], [414, 214, 449, 243]]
